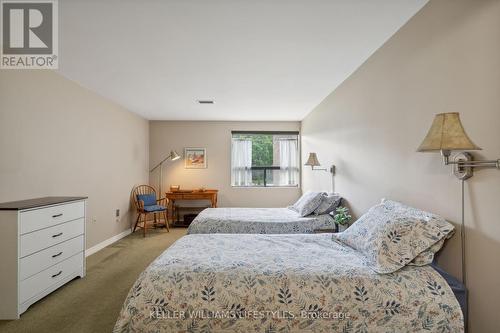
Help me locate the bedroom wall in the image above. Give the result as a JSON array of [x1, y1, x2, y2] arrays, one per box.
[[0, 70, 149, 250], [301, 0, 500, 331], [149, 121, 301, 208]]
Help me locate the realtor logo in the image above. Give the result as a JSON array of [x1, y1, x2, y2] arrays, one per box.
[[1, 0, 58, 69]]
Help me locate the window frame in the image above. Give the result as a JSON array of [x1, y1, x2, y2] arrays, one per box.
[[230, 130, 301, 188]]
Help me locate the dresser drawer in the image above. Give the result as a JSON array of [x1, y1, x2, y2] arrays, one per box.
[[19, 201, 85, 235], [19, 253, 83, 304], [20, 218, 84, 258], [20, 235, 84, 281]]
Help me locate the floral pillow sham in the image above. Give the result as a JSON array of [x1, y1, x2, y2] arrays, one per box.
[[385, 199, 452, 266], [333, 200, 454, 273], [288, 191, 325, 217], [409, 238, 446, 266], [313, 193, 342, 215]]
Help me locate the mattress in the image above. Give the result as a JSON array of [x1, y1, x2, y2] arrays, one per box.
[[187, 207, 335, 234], [114, 233, 463, 333]]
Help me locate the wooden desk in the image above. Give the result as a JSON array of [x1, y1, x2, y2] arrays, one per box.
[[165, 189, 218, 225]]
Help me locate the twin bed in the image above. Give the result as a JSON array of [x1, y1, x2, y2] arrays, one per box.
[[187, 207, 335, 234], [187, 191, 341, 235], [114, 194, 465, 333]]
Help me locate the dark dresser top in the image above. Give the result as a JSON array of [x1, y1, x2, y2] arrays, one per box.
[[0, 196, 87, 211]]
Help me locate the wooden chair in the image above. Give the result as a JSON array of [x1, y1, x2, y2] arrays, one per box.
[[132, 185, 169, 237]]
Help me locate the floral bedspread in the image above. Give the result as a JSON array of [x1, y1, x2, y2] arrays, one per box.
[[114, 234, 463, 333], [187, 208, 335, 234]]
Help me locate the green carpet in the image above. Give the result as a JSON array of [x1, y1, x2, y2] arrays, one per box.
[[0, 228, 186, 333]]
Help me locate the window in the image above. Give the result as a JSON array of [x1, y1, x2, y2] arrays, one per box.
[[231, 131, 299, 187]]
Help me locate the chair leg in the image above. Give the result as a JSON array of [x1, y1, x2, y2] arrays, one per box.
[[133, 213, 141, 232], [164, 211, 169, 232], [143, 214, 147, 237], [154, 213, 157, 227], [167, 206, 171, 226]]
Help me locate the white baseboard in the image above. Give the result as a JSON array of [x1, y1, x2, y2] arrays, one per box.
[[85, 228, 132, 257]]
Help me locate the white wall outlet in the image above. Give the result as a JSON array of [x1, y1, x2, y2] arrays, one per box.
[[115, 209, 121, 222]]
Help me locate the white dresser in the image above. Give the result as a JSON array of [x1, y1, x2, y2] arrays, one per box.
[[0, 197, 87, 319]]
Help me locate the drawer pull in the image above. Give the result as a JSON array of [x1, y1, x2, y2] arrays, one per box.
[[52, 213, 63, 218], [51, 270, 62, 278], [52, 232, 63, 238], [52, 251, 63, 258]]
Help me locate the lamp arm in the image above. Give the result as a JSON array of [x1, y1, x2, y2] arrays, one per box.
[[441, 150, 500, 169], [311, 165, 336, 174], [150, 156, 172, 173], [447, 159, 500, 168]]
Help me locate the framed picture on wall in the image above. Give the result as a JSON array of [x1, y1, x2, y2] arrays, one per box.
[[184, 148, 207, 169]]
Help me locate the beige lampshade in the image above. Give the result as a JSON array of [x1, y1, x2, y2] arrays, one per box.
[[170, 150, 181, 161], [417, 113, 481, 152], [305, 152, 321, 167]]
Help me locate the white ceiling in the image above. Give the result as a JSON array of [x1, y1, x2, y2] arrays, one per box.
[[58, 0, 428, 121]]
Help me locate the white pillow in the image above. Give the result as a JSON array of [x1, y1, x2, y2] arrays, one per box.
[[288, 191, 325, 217]]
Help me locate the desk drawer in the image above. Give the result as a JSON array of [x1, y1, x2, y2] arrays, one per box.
[[19, 201, 85, 235], [181, 193, 213, 199], [20, 235, 84, 281], [20, 253, 83, 304], [20, 218, 84, 258]]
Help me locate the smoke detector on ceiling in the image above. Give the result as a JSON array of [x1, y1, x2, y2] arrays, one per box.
[[197, 100, 215, 104]]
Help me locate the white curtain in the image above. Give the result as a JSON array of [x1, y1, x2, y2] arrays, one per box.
[[278, 139, 298, 186], [231, 139, 252, 186]]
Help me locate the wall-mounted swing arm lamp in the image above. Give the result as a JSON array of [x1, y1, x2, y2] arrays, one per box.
[[304, 152, 336, 192], [417, 112, 499, 180], [417, 112, 500, 289], [150, 150, 181, 196]]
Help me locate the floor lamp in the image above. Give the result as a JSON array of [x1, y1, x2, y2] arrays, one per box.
[[150, 150, 181, 196], [417, 113, 499, 287]]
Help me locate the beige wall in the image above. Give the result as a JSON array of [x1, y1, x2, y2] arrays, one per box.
[[149, 121, 301, 208], [0, 71, 149, 249], [301, 0, 500, 331]]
